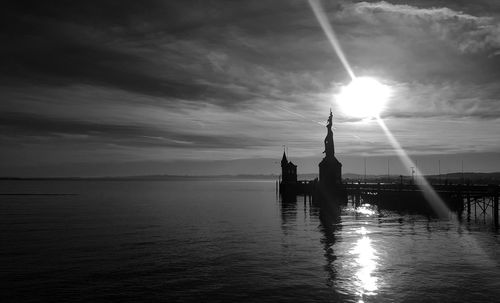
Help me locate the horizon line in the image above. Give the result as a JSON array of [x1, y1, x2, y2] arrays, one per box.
[[1, 171, 499, 180]]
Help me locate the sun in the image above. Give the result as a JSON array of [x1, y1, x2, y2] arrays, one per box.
[[335, 77, 391, 119]]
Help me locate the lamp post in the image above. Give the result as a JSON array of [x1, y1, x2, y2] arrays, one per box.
[[364, 158, 367, 184]]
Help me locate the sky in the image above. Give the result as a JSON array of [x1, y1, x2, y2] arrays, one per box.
[[2, 0, 500, 177]]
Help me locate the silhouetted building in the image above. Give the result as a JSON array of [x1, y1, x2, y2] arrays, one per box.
[[319, 110, 342, 187], [279, 110, 343, 203], [281, 150, 297, 182]]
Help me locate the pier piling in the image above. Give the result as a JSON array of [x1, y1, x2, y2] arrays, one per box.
[[467, 192, 471, 222]]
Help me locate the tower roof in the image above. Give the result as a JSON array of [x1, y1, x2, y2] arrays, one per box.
[[281, 150, 288, 166]]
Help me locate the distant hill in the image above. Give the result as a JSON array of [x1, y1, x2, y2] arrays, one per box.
[[425, 172, 500, 184], [341, 172, 500, 185]]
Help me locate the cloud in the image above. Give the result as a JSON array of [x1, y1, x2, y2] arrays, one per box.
[[0, 82, 331, 160], [0, 1, 285, 106], [1, 0, 500, 175], [382, 81, 500, 120], [349, 1, 500, 55], [0, 0, 356, 108], [0, 111, 272, 151], [354, 1, 481, 20]]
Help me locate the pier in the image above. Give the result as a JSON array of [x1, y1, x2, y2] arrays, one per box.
[[345, 182, 500, 224], [279, 180, 500, 226], [279, 110, 500, 227]]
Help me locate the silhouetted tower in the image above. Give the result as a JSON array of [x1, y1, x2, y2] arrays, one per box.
[[281, 149, 297, 182], [319, 110, 342, 187]]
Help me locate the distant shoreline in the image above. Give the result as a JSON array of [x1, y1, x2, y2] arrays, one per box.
[[0, 174, 281, 181], [1, 172, 499, 183]]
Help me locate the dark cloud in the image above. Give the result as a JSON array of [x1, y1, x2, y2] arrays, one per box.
[[1, 0, 500, 175], [0, 1, 308, 104], [0, 111, 266, 149]]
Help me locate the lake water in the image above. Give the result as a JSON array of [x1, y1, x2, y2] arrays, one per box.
[[2, 180, 500, 302]]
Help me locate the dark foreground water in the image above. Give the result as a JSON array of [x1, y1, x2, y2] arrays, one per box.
[[2, 180, 500, 302]]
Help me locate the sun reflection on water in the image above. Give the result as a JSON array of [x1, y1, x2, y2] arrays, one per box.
[[351, 226, 379, 301], [356, 204, 377, 216]]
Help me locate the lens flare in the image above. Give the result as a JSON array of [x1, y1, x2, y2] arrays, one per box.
[[308, 0, 448, 217], [308, 0, 355, 80], [336, 77, 390, 119], [308, 0, 495, 278], [376, 117, 449, 218]]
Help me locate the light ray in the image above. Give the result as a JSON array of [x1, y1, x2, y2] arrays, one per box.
[[307, 0, 495, 272], [308, 0, 356, 80], [376, 116, 449, 218], [308, 0, 449, 218]]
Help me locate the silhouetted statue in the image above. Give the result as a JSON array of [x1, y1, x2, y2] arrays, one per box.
[[278, 109, 345, 206], [319, 109, 342, 187], [323, 109, 335, 158]]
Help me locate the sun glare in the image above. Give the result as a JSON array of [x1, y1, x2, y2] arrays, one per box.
[[336, 77, 390, 119]]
